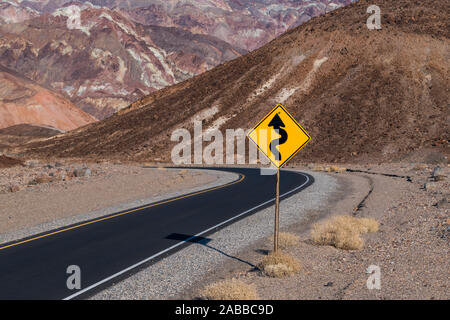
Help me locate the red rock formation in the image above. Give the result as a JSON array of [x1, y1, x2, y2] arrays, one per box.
[[0, 65, 96, 131], [0, 5, 243, 119], [122, 0, 356, 51], [0, 1, 357, 121], [0, 1, 38, 24], [11, 0, 356, 51]]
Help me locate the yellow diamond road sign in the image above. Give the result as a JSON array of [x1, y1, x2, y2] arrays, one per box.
[[247, 104, 311, 168]]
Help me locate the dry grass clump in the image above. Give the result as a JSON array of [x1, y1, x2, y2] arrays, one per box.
[[200, 279, 258, 300], [358, 217, 380, 233], [28, 174, 53, 185], [267, 232, 300, 249], [312, 165, 346, 173], [311, 215, 379, 250], [258, 251, 301, 278], [329, 165, 346, 173], [312, 165, 325, 172], [413, 164, 428, 170]]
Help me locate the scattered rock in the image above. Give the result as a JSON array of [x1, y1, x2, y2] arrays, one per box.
[[414, 164, 428, 170], [424, 182, 438, 192], [28, 174, 52, 185], [431, 166, 446, 181], [73, 168, 91, 178], [434, 197, 449, 209], [432, 166, 440, 176], [24, 160, 39, 168], [65, 170, 74, 177], [8, 185, 20, 193]]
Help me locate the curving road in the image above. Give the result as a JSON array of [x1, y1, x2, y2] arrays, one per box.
[[0, 168, 313, 300]]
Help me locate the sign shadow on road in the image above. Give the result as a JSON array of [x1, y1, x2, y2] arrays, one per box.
[[166, 233, 257, 268]]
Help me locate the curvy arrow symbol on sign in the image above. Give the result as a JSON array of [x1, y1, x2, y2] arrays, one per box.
[[268, 113, 288, 161]]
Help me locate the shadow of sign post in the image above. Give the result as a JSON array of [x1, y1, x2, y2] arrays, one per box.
[[166, 233, 257, 269]]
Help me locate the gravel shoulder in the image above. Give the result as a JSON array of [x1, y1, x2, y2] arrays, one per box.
[[0, 165, 237, 245], [182, 163, 449, 300]]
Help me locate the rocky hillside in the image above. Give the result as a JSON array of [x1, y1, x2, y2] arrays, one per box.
[[0, 124, 62, 152], [0, 4, 243, 119], [120, 0, 357, 51], [3, 1, 357, 51], [0, 1, 357, 121], [0, 65, 95, 131], [0, 1, 38, 24], [0, 154, 23, 168], [20, 0, 450, 163]]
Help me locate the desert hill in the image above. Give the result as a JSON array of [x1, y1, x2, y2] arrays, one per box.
[[21, 0, 449, 163], [0, 124, 62, 152], [0, 65, 96, 132], [1, 1, 356, 51], [0, 5, 243, 119]]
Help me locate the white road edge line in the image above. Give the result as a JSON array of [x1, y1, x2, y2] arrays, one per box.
[[63, 172, 310, 300]]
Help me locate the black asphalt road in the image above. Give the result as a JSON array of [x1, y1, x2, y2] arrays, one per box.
[[0, 168, 313, 300]]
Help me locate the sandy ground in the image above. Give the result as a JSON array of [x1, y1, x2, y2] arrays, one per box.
[[182, 163, 449, 300], [0, 162, 216, 235]]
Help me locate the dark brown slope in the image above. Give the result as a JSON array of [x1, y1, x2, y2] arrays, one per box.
[[0, 124, 61, 152], [0, 155, 23, 168], [22, 0, 449, 163]]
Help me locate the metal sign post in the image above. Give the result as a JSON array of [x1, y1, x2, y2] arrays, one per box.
[[274, 168, 280, 252], [247, 104, 311, 253]]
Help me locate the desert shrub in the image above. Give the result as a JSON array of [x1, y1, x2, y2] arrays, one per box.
[[311, 216, 379, 250], [312, 165, 346, 173], [313, 165, 325, 172], [268, 232, 300, 249], [329, 165, 346, 173], [258, 251, 301, 278], [28, 175, 52, 185], [358, 217, 379, 233], [200, 279, 258, 300]]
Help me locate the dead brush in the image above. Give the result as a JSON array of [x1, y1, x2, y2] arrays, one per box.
[[311, 215, 379, 250], [267, 232, 299, 249], [312, 165, 325, 172], [258, 251, 301, 278], [312, 165, 346, 173], [28, 175, 53, 185], [200, 279, 258, 300], [358, 217, 379, 233], [329, 165, 347, 173]]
